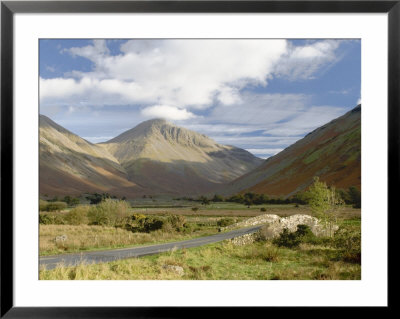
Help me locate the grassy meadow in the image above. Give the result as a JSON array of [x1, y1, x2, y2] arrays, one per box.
[[39, 188, 361, 280], [39, 216, 361, 280]]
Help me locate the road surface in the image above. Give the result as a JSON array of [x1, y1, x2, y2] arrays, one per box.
[[40, 225, 261, 270]]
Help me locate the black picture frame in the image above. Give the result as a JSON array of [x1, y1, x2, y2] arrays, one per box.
[[1, 0, 395, 317]]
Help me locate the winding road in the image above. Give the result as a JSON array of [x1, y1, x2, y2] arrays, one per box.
[[40, 225, 262, 270]]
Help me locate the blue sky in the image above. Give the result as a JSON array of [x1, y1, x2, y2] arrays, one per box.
[[39, 39, 360, 158]]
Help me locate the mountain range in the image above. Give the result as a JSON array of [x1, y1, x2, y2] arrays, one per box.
[[39, 116, 262, 197], [39, 104, 361, 198]]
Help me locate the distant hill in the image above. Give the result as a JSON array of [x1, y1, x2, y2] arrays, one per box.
[[39, 116, 262, 197], [222, 105, 361, 197]]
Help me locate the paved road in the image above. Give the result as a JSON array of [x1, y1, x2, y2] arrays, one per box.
[[40, 225, 261, 270]]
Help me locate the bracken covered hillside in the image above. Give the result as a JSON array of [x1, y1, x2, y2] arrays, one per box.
[[223, 105, 361, 197]]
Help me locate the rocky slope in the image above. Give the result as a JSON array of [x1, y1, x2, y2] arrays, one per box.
[[99, 119, 263, 195], [39, 115, 145, 197], [223, 105, 361, 197]]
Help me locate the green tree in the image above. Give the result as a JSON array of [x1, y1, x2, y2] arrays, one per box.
[[211, 194, 224, 202], [198, 196, 210, 205], [305, 177, 344, 236], [348, 186, 361, 208], [244, 198, 253, 208]]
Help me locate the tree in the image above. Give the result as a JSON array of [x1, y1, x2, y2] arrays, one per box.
[[348, 186, 361, 208], [211, 194, 224, 202], [244, 198, 253, 208], [198, 196, 210, 205], [305, 177, 344, 236]]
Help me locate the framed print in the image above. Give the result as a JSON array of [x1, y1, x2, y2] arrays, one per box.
[[1, 0, 395, 316]]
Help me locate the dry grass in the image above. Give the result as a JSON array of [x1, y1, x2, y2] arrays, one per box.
[[40, 238, 361, 280], [40, 224, 196, 256], [39, 223, 220, 256]]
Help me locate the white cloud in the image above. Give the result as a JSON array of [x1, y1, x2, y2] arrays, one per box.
[[45, 65, 55, 73], [40, 39, 352, 154], [274, 40, 341, 80], [40, 39, 343, 110], [141, 105, 196, 121], [262, 105, 345, 136], [65, 39, 110, 65]]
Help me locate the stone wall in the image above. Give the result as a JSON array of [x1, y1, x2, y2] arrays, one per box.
[[228, 214, 338, 245], [221, 214, 281, 231], [230, 233, 258, 246]]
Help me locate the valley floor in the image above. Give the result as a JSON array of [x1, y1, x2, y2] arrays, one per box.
[[39, 213, 361, 280]]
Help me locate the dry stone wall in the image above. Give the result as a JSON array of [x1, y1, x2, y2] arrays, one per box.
[[228, 213, 338, 245]]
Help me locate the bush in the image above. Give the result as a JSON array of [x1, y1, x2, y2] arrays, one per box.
[[63, 196, 80, 206], [260, 207, 267, 212], [39, 213, 67, 225], [191, 207, 199, 212], [140, 217, 164, 232], [124, 215, 165, 233], [45, 201, 67, 212], [217, 218, 235, 227], [39, 199, 48, 211], [166, 215, 186, 232], [65, 205, 90, 225], [273, 228, 302, 248], [272, 225, 316, 248], [333, 228, 361, 263], [87, 199, 130, 226]]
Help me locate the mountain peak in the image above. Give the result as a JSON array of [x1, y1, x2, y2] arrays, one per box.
[[105, 118, 199, 145]]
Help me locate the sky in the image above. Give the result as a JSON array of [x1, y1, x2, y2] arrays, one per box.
[[39, 39, 361, 159]]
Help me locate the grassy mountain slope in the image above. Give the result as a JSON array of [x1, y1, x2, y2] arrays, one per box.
[[223, 105, 361, 197]]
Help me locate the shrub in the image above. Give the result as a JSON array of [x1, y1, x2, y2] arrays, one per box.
[[296, 224, 313, 237], [124, 215, 165, 233], [260, 207, 267, 212], [161, 221, 175, 233], [140, 217, 164, 232], [45, 201, 67, 212], [85, 193, 112, 205], [333, 228, 361, 263], [166, 215, 186, 231], [87, 199, 130, 226], [217, 218, 235, 227], [63, 196, 80, 206], [39, 213, 67, 225], [39, 199, 48, 211], [39, 214, 52, 225], [272, 224, 327, 248], [191, 207, 199, 212], [65, 205, 90, 225], [262, 246, 280, 262], [273, 228, 302, 248]]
